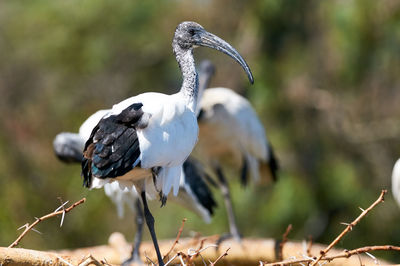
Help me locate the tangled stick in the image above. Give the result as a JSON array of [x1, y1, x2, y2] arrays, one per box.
[[186, 238, 206, 264], [9, 197, 86, 248]]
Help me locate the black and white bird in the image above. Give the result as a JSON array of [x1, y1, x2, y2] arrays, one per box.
[[193, 60, 278, 242], [392, 158, 400, 207], [77, 22, 253, 266], [54, 118, 216, 264]]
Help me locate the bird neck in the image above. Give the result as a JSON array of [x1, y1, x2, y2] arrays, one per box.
[[174, 46, 198, 112]]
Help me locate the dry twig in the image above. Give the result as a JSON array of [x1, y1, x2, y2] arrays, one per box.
[[310, 189, 387, 266], [209, 247, 230, 266], [306, 235, 313, 258], [163, 218, 187, 260], [278, 224, 292, 261], [8, 197, 86, 248]]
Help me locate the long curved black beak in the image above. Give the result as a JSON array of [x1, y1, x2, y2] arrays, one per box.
[[194, 30, 254, 84]]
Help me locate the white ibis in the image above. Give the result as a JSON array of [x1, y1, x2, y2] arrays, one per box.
[[54, 128, 216, 264], [392, 158, 400, 206], [193, 60, 278, 242], [79, 22, 253, 265]]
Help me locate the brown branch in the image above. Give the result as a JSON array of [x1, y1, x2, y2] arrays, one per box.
[[163, 218, 187, 260], [209, 247, 230, 266], [306, 235, 313, 258], [278, 224, 292, 261], [263, 245, 400, 266], [9, 197, 86, 248], [310, 189, 387, 266]]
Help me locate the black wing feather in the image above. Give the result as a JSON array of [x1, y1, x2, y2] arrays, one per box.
[[267, 144, 279, 181], [183, 158, 217, 216], [82, 103, 145, 188]]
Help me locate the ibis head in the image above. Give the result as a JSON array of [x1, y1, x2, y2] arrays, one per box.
[[173, 21, 254, 84]]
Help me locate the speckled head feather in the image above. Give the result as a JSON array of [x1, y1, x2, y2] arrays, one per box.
[[172, 21, 254, 84]]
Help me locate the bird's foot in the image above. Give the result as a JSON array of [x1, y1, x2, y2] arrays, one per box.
[[215, 232, 242, 249], [121, 253, 143, 266]]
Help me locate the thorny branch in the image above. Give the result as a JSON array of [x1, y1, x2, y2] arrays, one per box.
[[278, 224, 292, 261], [310, 189, 387, 266], [262, 190, 390, 266], [8, 197, 86, 248], [164, 238, 218, 266], [262, 245, 400, 266], [209, 247, 230, 266], [163, 218, 187, 260]]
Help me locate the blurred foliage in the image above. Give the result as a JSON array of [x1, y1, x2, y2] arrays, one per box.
[[1, 0, 400, 262]]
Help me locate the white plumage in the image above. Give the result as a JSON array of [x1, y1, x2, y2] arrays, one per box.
[[57, 22, 253, 266], [103, 176, 214, 223], [190, 60, 277, 242], [54, 112, 216, 264], [88, 92, 198, 198], [55, 109, 215, 222], [392, 158, 400, 206], [196, 87, 275, 183]]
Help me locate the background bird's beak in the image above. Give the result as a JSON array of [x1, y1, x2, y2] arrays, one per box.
[[195, 30, 254, 84]]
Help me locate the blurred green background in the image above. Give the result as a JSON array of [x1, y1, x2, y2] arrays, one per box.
[[1, 0, 400, 262]]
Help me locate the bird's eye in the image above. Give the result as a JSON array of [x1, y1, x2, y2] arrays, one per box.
[[188, 28, 196, 36]]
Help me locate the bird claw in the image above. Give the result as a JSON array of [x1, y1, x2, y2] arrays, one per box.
[[159, 192, 167, 207]]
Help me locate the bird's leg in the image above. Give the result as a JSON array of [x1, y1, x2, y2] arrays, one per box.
[[215, 165, 242, 243], [140, 191, 165, 266], [122, 198, 144, 266]]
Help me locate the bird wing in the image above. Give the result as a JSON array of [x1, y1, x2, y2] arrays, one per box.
[[79, 109, 110, 141], [82, 102, 147, 188], [198, 87, 268, 162], [167, 157, 217, 223], [182, 157, 217, 216], [199, 87, 278, 183]]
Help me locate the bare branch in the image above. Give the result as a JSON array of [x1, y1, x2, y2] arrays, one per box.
[[278, 224, 292, 260], [209, 247, 230, 266], [8, 197, 86, 248], [263, 245, 400, 266], [306, 235, 313, 258], [164, 253, 179, 266], [163, 218, 187, 260], [310, 190, 386, 265]]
